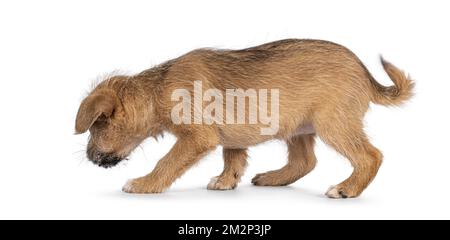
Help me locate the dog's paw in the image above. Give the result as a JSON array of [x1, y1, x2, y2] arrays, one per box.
[[207, 176, 237, 191], [325, 185, 357, 199], [251, 172, 283, 186], [122, 178, 163, 194]]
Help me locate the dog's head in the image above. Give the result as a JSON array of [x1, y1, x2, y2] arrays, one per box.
[[75, 81, 152, 168]]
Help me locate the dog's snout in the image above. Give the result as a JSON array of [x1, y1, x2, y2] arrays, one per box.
[[97, 154, 122, 168], [87, 148, 101, 161], [87, 149, 124, 169]]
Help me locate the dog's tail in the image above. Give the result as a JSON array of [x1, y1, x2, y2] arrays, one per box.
[[368, 57, 415, 106]]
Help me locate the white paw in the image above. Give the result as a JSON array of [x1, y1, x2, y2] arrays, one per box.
[[207, 177, 234, 190], [122, 178, 163, 194], [122, 179, 135, 193], [325, 186, 348, 199]]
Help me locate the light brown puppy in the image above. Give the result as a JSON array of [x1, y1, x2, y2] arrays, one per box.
[[75, 39, 414, 198]]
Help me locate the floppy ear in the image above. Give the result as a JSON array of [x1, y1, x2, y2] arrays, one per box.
[[75, 90, 118, 134]]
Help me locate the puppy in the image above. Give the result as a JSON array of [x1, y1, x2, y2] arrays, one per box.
[[75, 39, 413, 198]]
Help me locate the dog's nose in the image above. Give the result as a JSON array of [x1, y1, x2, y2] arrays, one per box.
[[87, 149, 123, 168], [97, 154, 123, 169]]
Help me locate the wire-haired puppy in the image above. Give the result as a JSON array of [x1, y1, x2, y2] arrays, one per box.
[[75, 39, 413, 198]]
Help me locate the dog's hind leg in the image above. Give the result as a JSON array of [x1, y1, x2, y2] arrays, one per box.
[[314, 112, 383, 199], [208, 148, 248, 190], [252, 134, 317, 186]]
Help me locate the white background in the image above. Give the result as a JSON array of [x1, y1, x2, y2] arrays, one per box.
[[0, 0, 449, 220]]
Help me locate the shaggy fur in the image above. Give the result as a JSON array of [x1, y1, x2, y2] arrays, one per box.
[[75, 39, 414, 198]]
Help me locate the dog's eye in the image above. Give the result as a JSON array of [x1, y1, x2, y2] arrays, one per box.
[[95, 114, 109, 126]]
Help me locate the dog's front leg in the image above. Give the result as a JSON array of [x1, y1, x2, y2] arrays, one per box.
[[123, 136, 217, 194]]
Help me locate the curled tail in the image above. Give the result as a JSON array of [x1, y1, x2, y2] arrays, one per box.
[[369, 57, 415, 106]]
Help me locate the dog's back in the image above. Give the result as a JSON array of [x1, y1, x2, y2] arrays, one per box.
[[161, 39, 412, 141]]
